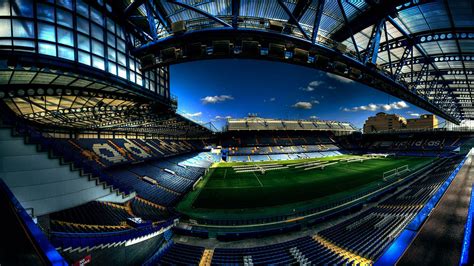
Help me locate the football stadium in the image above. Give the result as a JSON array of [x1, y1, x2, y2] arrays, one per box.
[[1, 0, 474, 265]]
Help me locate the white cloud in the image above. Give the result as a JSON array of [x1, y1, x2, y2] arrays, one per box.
[[409, 113, 420, 117], [183, 112, 202, 118], [214, 115, 232, 120], [382, 101, 409, 111], [309, 115, 318, 119], [312, 100, 320, 104], [264, 97, 276, 103], [292, 101, 313, 109], [326, 72, 354, 83], [201, 95, 234, 104], [300, 80, 324, 91], [343, 101, 409, 112], [211, 115, 232, 122]]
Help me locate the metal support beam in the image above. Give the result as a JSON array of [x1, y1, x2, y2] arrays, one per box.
[[337, 0, 361, 61], [331, 0, 435, 42], [277, 0, 310, 40], [153, 0, 173, 32], [412, 62, 429, 90], [124, 0, 146, 17], [363, 18, 385, 65], [311, 0, 325, 44], [168, 0, 232, 27], [232, 0, 240, 29], [394, 45, 412, 78], [444, 0, 471, 118], [291, 0, 312, 23], [388, 15, 462, 120], [145, 0, 158, 40], [378, 27, 474, 52]]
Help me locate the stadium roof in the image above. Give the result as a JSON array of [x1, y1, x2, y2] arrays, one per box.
[[226, 116, 357, 131], [119, 0, 474, 124]]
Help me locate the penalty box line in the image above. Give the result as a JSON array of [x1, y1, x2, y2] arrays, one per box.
[[252, 171, 264, 187]]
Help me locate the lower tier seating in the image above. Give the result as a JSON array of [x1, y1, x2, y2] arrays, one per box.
[[159, 243, 205, 265], [50, 201, 132, 233]]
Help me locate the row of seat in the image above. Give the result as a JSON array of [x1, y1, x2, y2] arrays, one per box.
[[228, 150, 343, 162], [219, 132, 336, 147], [227, 144, 340, 156]]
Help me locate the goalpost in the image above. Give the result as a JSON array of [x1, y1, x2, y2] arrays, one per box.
[[383, 165, 410, 181]]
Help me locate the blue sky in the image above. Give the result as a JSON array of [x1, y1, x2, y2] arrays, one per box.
[[170, 59, 432, 130]]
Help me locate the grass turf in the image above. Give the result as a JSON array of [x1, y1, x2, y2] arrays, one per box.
[[176, 155, 434, 220]]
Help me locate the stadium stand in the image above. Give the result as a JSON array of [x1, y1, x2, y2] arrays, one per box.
[[339, 131, 471, 158], [1, 1, 473, 264], [159, 243, 205, 265], [157, 156, 464, 264]]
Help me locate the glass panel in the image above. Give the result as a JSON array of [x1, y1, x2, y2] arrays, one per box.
[[13, 20, 34, 38], [58, 28, 73, 46], [77, 34, 90, 52], [107, 47, 116, 61], [108, 61, 116, 75], [77, 17, 89, 34], [0, 19, 11, 37], [90, 8, 103, 26], [76, 0, 89, 18], [117, 39, 125, 52], [107, 32, 115, 47], [91, 24, 103, 41], [118, 66, 127, 79], [92, 56, 105, 70], [0, 1, 10, 16], [129, 71, 135, 83], [39, 42, 56, 56], [78, 51, 91, 65], [129, 58, 135, 71], [106, 18, 114, 33], [91, 40, 104, 56], [117, 52, 126, 66], [58, 46, 74, 60], [117, 25, 125, 39], [57, 9, 73, 28], [57, 0, 73, 10], [14, 40, 35, 49], [38, 23, 56, 42], [0, 39, 12, 46], [37, 4, 55, 22], [13, 0, 33, 17]]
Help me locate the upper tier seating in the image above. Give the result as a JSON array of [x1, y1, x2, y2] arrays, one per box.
[[339, 133, 469, 158], [220, 131, 337, 147]]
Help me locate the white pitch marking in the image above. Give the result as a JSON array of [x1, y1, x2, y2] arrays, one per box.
[[252, 171, 264, 187]]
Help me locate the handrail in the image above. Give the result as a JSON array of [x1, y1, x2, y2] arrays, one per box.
[[0, 179, 67, 265]]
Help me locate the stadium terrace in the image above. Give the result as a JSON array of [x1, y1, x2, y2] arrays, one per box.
[[1, 1, 474, 266]]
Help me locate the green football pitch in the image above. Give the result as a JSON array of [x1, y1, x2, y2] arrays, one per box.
[[176, 155, 434, 221]]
